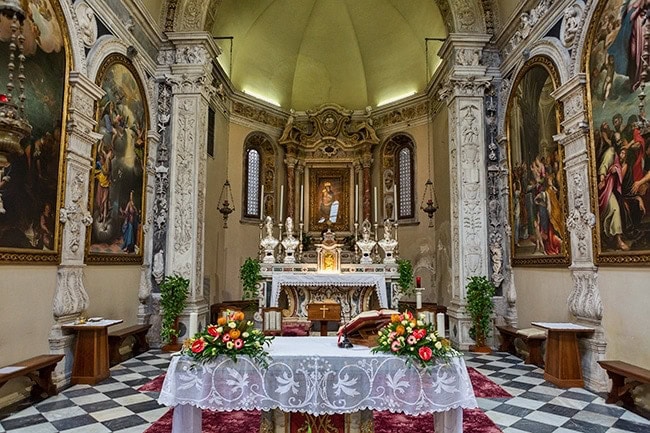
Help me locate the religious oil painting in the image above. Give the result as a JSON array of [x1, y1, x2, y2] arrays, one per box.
[[309, 167, 350, 233], [86, 53, 147, 263], [0, 0, 67, 262], [587, 0, 650, 264], [507, 57, 569, 266]]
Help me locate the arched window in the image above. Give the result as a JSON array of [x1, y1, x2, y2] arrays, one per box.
[[242, 133, 276, 221], [382, 134, 415, 221]]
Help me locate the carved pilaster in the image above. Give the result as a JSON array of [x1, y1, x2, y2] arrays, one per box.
[[164, 32, 218, 339], [361, 149, 372, 222], [285, 154, 297, 220], [552, 74, 607, 392], [49, 72, 104, 388]]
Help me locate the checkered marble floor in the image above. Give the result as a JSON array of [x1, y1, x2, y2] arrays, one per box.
[[1, 350, 649, 432]]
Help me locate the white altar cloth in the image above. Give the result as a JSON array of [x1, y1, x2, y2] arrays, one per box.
[[270, 273, 389, 309], [158, 337, 477, 433]]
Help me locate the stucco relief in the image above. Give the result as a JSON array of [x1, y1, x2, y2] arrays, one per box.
[[504, 0, 556, 57], [455, 48, 482, 66], [52, 266, 90, 319], [59, 173, 93, 255], [74, 1, 97, 48], [561, 2, 585, 48], [172, 98, 196, 255], [566, 169, 596, 261], [569, 270, 603, 322], [373, 102, 428, 129], [179, 0, 204, 31], [175, 45, 208, 64], [232, 101, 285, 129]]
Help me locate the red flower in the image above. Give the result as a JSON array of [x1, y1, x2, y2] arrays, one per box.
[[191, 339, 206, 353], [413, 329, 427, 340], [418, 346, 432, 361], [207, 325, 220, 338]]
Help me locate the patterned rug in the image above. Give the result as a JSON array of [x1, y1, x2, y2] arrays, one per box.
[[141, 366, 510, 433]]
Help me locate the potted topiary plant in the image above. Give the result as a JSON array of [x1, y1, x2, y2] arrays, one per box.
[[396, 258, 414, 297], [466, 275, 496, 353], [159, 274, 189, 351], [240, 257, 261, 300]]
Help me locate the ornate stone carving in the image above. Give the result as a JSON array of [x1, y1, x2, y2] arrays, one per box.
[[180, 0, 203, 31], [157, 48, 176, 66], [75, 1, 97, 48], [52, 266, 90, 319], [373, 101, 428, 129], [175, 45, 208, 64], [232, 101, 285, 128], [566, 170, 596, 261], [152, 250, 165, 284], [59, 173, 93, 255], [568, 269, 603, 322], [561, 2, 584, 48], [504, 0, 555, 57], [456, 48, 481, 66], [439, 76, 491, 100], [163, 0, 179, 31], [172, 98, 196, 256]]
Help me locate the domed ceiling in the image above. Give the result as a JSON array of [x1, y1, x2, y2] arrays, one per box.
[[209, 0, 447, 111]]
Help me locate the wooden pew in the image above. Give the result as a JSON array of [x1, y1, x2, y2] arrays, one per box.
[[108, 324, 152, 365], [598, 360, 650, 408], [496, 325, 546, 367], [0, 354, 64, 398]]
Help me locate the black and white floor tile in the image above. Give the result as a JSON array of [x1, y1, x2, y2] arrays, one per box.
[[1, 350, 649, 432]]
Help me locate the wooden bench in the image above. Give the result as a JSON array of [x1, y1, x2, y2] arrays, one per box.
[[598, 360, 650, 408], [496, 325, 546, 367], [0, 354, 64, 398], [108, 324, 152, 366]]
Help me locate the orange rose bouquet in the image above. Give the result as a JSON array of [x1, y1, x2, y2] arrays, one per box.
[[371, 310, 460, 366], [182, 310, 274, 366]]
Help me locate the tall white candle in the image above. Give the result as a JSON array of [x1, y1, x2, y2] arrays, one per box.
[[393, 185, 398, 220], [373, 187, 378, 223], [300, 184, 304, 222], [436, 312, 445, 337], [355, 184, 359, 222], [260, 185, 265, 221], [279, 185, 284, 222], [415, 288, 423, 309]]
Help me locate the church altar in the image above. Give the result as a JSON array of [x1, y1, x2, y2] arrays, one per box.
[[158, 337, 477, 433]]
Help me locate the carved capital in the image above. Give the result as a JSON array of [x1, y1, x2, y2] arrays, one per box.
[[439, 76, 492, 101]]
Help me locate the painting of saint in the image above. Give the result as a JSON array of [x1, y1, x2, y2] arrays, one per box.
[[588, 0, 650, 263], [87, 54, 147, 263], [507, 58, 569, 265], [309, 168, 349, 233], [0, 0, 67, 261]]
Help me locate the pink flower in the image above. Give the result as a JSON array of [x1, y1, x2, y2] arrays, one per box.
[[418, 346, 433, 361], [391, 340, 402, 352], [191, 339, 206, 353], [222, 334, 231, 342], [407, 335, 417, 345], [388, 331, 397, 341], [207, 325, 220, 338], [234, 338, 244, 349]]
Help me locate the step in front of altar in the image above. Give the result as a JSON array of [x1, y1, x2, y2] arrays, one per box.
[[261, 409, 373, 433]]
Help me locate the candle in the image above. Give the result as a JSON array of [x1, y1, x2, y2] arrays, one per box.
[[279, 185, 284, 222], [436, 313, 445, 337], [355, 184, 359, 222], [416, 276, 421, 288], [415, 290, 423, 310], [300, 184, 304, 222], [373, 187, 378, 223], [260, 185, 264, 221], [393, 185, 398, 220]]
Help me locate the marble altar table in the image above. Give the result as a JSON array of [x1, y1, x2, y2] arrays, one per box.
[[158, 336, 477, 433]]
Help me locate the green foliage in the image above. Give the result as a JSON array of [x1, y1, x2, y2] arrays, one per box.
[[465, 276, 496, 346], [396, 258, 414, 296], [240, 257, 261, 300], [159, 275, 190, 344]]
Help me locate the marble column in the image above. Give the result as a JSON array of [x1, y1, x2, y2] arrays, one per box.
[[164, 32, 220, 339], [438, 34, 492, 350], [551, 74, 608, 392], [49, 72, 104, 388]]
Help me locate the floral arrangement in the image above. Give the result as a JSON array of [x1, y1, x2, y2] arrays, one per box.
[[371, 310, 461, 366], [182, 310, 274, 366]]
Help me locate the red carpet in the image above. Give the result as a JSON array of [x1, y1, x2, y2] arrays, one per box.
[[142, 366, 510, 433]]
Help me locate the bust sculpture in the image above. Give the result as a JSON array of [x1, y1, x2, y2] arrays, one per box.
[[356, 220, 376, 264], [260, 216, 279, 263], [378, 219, 398, 264], [281, 217, 300, 263]]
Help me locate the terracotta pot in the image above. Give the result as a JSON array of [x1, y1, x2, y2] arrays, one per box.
[[162, 317, 182, 352], [469, 344, 492, 354]]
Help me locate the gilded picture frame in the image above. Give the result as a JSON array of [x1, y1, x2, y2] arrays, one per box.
[[0, 0, 69, 263], [309, 167, 350, 233], [85, 53, 148, 264], [507, 56, 571, 266], [586, 0, 650, 264]]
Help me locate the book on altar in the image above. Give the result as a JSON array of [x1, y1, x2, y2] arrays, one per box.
[[337, 309, 399, 347]]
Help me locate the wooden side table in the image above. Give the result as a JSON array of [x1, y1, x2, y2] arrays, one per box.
[[63, 319, 122, 385], [532, 322, 594, 388]]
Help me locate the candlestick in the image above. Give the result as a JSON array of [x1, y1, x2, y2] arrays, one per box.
[[279, 185, 284, 222], [299, 184, 304, 222], [260, 185, 265, 221], [436, 313, 445, 337], [416, 276, 421, 288], [415, 288, 423, 310], [373, 187, 378, 224]]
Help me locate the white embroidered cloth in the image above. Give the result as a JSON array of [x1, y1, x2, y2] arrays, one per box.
[[270, 273, 389, 309], [158, 337, 476, 433]]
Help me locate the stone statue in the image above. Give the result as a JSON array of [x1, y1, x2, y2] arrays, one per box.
[[378, 219, 398, 264], [261, 216, 279, 263], [356, 220, 376, 264], [281, 217, 299, 263]]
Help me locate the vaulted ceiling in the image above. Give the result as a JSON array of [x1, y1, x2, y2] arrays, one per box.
[[141, 1, 522, 111]]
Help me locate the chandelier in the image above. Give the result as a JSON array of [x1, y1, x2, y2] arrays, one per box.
[[0, 0, 31, 159]]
